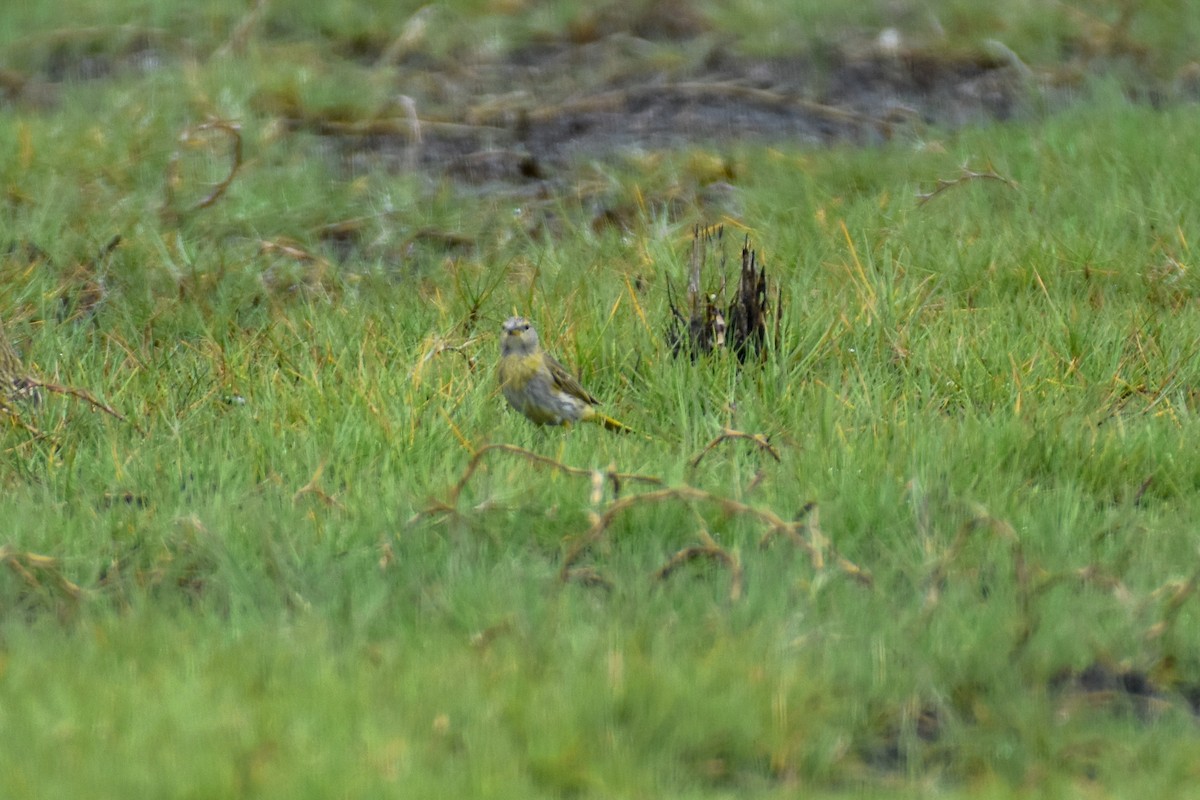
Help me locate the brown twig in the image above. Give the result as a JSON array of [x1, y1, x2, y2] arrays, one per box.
[[0, 544, 85, 601], [27, 379, 141, 433], [653, 529, 744, 602], [561, 566, 613, 591], [1145, 569, 1200, 643], [411, 336, 480, 382], [417, 447, 866, 591], [690, 426, 781, 468], [920, 504, 1020, 616], [561, 488, 867, 583], [457, 444, 662, 501], [744, 469, 767, 495], [164, 118, 244, 215], [293, 461, 341, 508], [757, 500, 815, 550], [916, 163, 1018, 206], [411, 443, 664, 524], [1, 401, 49, 439], [1132, 475, 1154, 506]]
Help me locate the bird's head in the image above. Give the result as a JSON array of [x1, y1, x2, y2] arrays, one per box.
[[500, 316, 540, 356]]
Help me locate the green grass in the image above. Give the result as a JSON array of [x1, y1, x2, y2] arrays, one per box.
[[4, 1, 1200, 797]]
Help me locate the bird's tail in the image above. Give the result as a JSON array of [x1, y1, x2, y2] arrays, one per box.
[[587, 410, 634, 434]]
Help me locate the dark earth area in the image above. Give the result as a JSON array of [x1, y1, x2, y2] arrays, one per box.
[[5, 17, 1197, 192], [298, 39, 1030, 182]]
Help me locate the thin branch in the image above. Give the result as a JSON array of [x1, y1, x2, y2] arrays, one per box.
[[744, 469, 767, 496], [27, 379, 141, 433], [560, 488, 865, 582], [293, 461, 342, 508], [653, 535, 744, 602], [411, 335, 480, 379], [1, 402, 50, 439], [0, 544, 86, 601], [1132, 475, 1154, 506], [561, 566, 613, 592], [1145, 568, 1200, 643], [757, 499, 817, 550], [164, 118, 244, 216], [690, 426, 781, 468], [411, 443, 664, 524], [916, 163, 1018, 206], [416, 448, 867, 591]]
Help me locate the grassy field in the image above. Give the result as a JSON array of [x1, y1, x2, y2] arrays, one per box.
[[3, 1, 1200, 797]]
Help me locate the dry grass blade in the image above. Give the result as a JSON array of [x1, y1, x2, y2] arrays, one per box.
[[164, 118, 244, 216], [0, 544, 86, 602], [916, 163, 1018, 206], [1145, 569, 1200, 642], [293, 461, 342, 508], [412, 443, 664, 523], [757, 499, 814, 551], [470, 616, 516, 649], [0, 312, 136, 434], [562, 489, 868, 584], [920, 503, 1021, 615], [690, 426, 781, 468], [1, 405, 48, 439], [1129, 474, 1154, 506], [561, 566, 613, 591], [57, 234, 120, 322], [653, 532, 744, 602], [411, 335, 479, 385], [375, 6, 435, 70], [27, 379, 141, 433]]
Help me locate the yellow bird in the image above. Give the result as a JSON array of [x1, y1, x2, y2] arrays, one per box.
[[497, 316, 630, 432]]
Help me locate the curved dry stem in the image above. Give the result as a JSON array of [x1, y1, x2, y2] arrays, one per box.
[[653, 539, 744, 602], [446, 443, 663, 506], [0, 544, 86, 601], [560, 487, 861, 582], [410, 443, 664, 525], [916, 163, 1018, 206], [561, 566, 614, 592], [690, 426, 781, 468], [28, 379, 141, 433], [164, 118, 244, 216]]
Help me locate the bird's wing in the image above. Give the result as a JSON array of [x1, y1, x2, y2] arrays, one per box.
[[545, 353, 600, 406]]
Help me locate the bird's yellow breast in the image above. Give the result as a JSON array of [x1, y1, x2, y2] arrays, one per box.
[[498, 352, 544, 387]]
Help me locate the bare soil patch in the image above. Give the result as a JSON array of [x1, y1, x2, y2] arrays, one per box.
[[293, 38, 1029, 183]]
